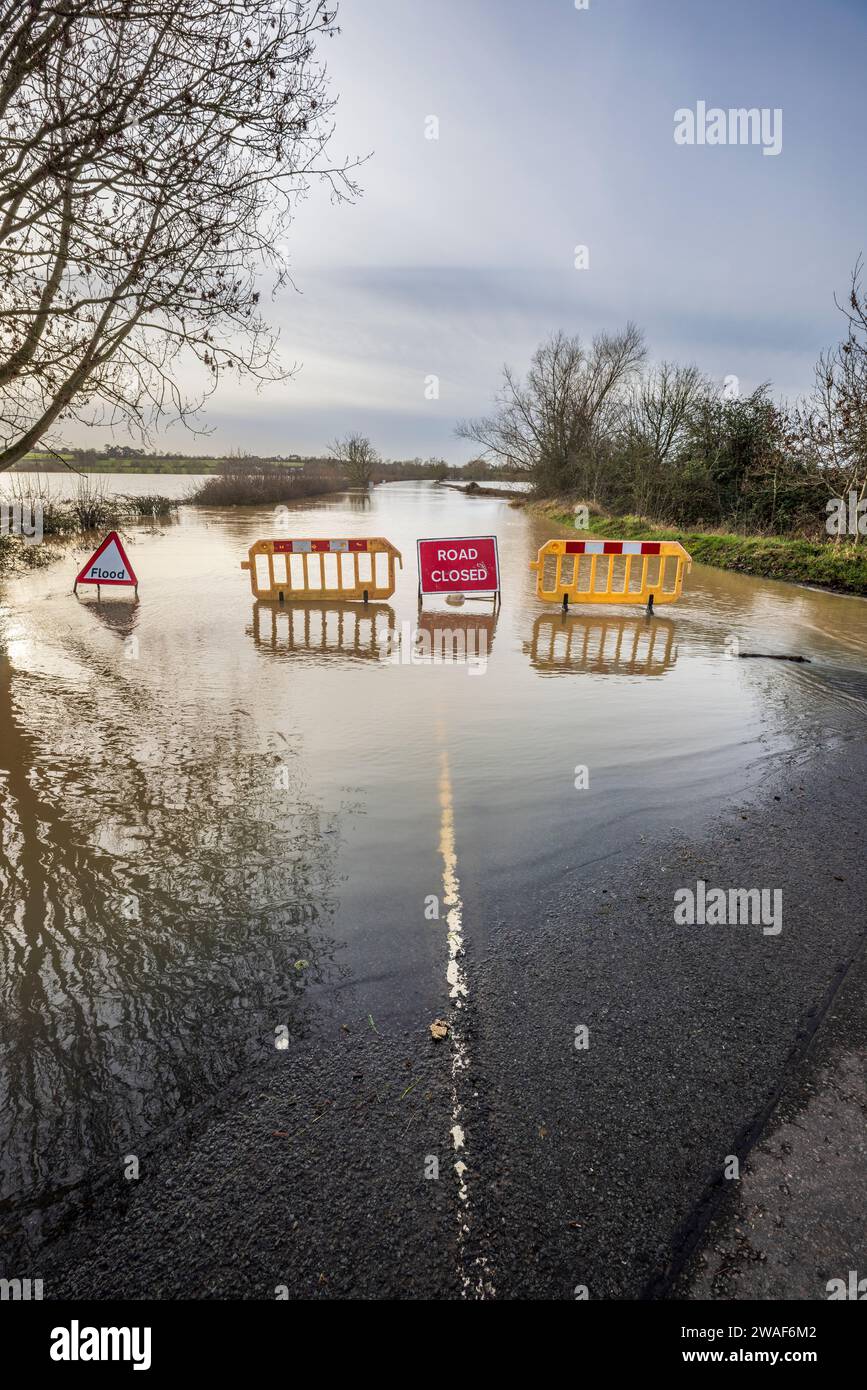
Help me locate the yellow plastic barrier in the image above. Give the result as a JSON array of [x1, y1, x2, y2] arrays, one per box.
[[241, 537, 402, 602], [530, 538, 691, 610]]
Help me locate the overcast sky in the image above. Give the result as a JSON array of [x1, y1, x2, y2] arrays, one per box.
[[92, 0, 867, 462]]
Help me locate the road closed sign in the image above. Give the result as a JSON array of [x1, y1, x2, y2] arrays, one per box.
[[74, 531, 138, 593], [417, 536, 500, 595]]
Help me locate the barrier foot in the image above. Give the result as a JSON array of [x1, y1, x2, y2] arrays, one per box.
[[646, 593, 654, 616], [562, 593, 569, 613], [278, 590, 284, 603], [363, 589, 369, 604]]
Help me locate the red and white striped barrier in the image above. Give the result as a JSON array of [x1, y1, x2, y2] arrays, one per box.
[[271, 539, 371, 554], [562, 539, 663, 555]]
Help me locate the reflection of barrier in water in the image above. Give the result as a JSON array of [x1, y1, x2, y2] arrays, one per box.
[[526, 612, 678, 676], [242, 537, 402, 602], [415, 605, 499, 662], [530, 538, 691, 610], [251, 599, 396, 661]]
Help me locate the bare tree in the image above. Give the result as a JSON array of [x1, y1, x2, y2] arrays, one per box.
[[457, 326, 646, 495], [329, 432, 378, 487], [793, 258, 867, 535], [624, 361, 706, 515], [0, 0, 358, 469], [628, 362, 705, 465]]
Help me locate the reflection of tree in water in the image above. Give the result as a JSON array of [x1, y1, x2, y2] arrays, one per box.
[[0, 643, 343, 1224]]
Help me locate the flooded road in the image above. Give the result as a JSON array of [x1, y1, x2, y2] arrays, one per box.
[[1, 480, 866, 1275]]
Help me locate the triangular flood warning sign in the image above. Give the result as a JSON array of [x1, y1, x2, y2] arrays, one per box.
[[75, 531, 138, 587]]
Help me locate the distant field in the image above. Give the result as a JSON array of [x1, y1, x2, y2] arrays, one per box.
[[14, 455, 307, 474]]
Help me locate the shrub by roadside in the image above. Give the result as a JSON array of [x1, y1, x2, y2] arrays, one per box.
[[0, 532, 56, 574]]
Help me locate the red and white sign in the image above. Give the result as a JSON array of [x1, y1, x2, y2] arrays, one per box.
[[417, 536, 500, 595], [75, 531, 138, 588]]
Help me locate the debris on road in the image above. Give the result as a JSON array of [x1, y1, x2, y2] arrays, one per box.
[[738, 652, 811, 662]]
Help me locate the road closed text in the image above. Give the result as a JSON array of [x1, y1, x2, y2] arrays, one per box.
[[431, 547, 487, 584], [418, 536, 499, 595]]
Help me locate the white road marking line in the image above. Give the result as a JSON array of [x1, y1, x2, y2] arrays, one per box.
[[436, 732, 495, 1298]]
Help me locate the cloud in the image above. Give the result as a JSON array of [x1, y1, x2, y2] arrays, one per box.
[[66, 0, 867, 459]]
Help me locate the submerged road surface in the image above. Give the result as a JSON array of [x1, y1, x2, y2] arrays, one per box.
[[1, 481, 865, 1298]]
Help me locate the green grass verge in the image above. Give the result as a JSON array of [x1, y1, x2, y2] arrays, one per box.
[[537, 503, 867, 597]]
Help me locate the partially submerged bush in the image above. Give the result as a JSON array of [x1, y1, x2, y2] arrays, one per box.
[[121, 493, 175, 520], [69, 478, 117, 531], [188, 461, 345, 506], [0, 474, 177, 541]]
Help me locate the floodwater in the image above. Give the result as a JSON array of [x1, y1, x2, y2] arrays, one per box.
[[1, 480, 866, 1231], [3, 469, 207, 499]]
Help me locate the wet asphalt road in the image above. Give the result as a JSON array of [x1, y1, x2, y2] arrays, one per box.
[[678, 932, 867, 1302], [11, 720, 866, 1301]]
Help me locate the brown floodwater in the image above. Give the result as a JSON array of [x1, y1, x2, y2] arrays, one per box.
[[1, 480, 866, 1227]]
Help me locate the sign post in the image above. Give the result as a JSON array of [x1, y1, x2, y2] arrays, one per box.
[[74, 531, 139, 598], [417, 536, 500, 604]]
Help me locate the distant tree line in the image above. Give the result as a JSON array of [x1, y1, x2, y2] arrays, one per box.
[[458, 263, 867, 538], [62, 445, 311, 465], [44, 443, 499, 484]]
